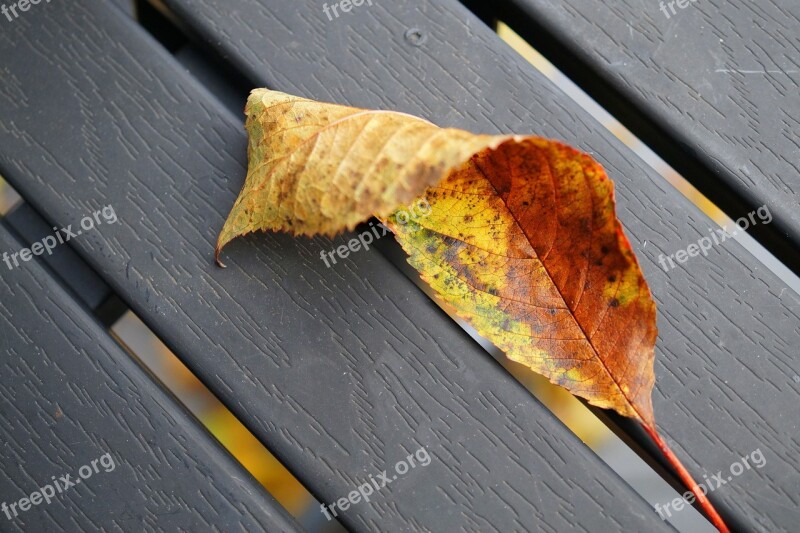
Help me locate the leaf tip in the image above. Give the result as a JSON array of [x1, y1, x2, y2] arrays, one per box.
[[215, 229, 235, 268], [214, 243, 227, 268]]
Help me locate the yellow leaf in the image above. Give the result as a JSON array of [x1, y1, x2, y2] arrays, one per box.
[[216, 89, 510, 254]]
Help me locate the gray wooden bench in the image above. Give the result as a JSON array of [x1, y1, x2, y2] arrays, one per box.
[[0, 222, 300, 531], [0, 0, 797, 531]]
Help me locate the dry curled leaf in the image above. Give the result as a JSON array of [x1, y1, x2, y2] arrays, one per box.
[[217, 89, 729, 532], [216, 89, 510, 245]]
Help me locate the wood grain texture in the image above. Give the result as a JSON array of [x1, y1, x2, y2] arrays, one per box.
[[4, 202, 113, 312], [0, 2, 668, 532], [0, 224, 300, 532], [111, 0, 134, 17], [496, 0, 800, 272], [152, 0, 800, 530]]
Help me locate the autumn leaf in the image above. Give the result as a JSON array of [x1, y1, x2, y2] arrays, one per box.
[[216, 89, 511, 246], [382, 138, 658, 424], [216, 89, 729, 532]]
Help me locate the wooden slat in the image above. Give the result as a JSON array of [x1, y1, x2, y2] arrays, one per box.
[[0, 224, 300, 532], [111, 0, 134, 17], [4, 202, 126, 325], [0, 2, 667, 532], [4, 202, 111, 310], [494, 0, 800, 273], [152, 0, 800, 530]]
